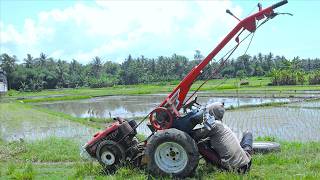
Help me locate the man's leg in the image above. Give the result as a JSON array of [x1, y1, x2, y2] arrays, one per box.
[[191, 128, 222, 167], [238, 131, 253, 173], [240, 131, 253, 155]]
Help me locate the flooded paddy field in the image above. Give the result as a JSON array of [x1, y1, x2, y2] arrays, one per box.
[[34, 94, 320, 142], [37, 93, 296, 118], [0, 103, 96, 143], [285, 100, 320, 108], [134, 100, 320, 142], [0, 120, 96, 143], [224, 105, 320, 141], [210, 90, 320, 98], [1, 93, 319, 143]]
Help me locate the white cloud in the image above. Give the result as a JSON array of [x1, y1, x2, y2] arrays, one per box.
[[1, 0, 243, 63], [0, 19, 53, 46], [188, 1, 243, 40], [73, 39, 130, 61]]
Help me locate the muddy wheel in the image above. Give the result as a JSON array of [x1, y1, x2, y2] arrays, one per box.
[[145, 128, 199, 178], [96, 140, 125, 173], [253, 141, 280, 154]]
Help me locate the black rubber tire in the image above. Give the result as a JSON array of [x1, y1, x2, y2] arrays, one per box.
[[145, 128, 199, 178], [253, 141, 281, 154], [96, 140, 125, 173]]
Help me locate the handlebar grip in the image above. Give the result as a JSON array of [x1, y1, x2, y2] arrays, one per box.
[[272, 0, 288, 9]]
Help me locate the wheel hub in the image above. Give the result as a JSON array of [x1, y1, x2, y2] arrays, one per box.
[[154, 142, 188, 173], [101, 150, 115, 165]]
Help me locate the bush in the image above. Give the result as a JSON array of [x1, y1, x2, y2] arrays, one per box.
[[269, 69, 305, 85], [309, 71, 320, 85], [88, 75, 119, 88]]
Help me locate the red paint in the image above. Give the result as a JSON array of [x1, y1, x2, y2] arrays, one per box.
[[86, 121, 120, 146], [149, 107, 173, 130]]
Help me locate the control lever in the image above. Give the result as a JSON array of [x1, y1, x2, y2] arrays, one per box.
[[269, 12, 293, 19], [226, 9, 241, 21], [183, 96, 200, 113], [272, 0, 288, 9], [258, 3, 262, 11]]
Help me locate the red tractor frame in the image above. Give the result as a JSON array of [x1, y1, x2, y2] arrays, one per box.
[[82, 0, 289, 178]]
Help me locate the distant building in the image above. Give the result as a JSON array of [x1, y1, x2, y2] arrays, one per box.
[[0, 68, 8, 94]]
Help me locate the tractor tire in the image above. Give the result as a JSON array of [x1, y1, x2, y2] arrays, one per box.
[[145, 128, 199, 178], [96, 140, 125, 173], [253, 141, 281, 154]]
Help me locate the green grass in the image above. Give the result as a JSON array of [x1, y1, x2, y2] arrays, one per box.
[[1, 78, 320, 179], [3, 162, 35, 180], [0, 137, 81, 162], [0, 137, 319, 179], [3, 77, 319, 103]]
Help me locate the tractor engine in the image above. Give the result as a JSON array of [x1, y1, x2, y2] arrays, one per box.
[[82, 117, 142, 172]]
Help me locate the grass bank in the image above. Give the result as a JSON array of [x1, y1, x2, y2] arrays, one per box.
[[0, 137, 319, 179], [3, 77, 320, 103]]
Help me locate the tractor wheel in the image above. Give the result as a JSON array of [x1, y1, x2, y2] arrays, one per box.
[[253, 141, 280, 154], [145, 128, 199, 178], [96, 140, 125, 173]]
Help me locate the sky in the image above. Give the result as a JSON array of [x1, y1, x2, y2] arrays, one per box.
[[0, 0, 319, 64]]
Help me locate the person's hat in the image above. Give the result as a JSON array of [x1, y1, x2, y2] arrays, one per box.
[[206, 102, 225, 120]]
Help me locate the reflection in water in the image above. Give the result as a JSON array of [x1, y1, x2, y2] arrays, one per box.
[[4, 93, 318, 143], [38, 94, 294, 118], [37, 94, 320, 142]]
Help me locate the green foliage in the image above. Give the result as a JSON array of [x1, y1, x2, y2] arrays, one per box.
[[2, 76, 318, 104], [6, 163, 16, 175], [270, 69, 307, 85], [309, 70, 320, 85], [73, 162, 101, 178], [114, 166, 150, 179], [6, 162, 35, 180], [236, 70, 247, 80], [2, 52, 320, 92], [88, 75, 119, 88]]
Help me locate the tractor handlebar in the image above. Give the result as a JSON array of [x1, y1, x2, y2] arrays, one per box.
[[272, 0, 288, 9]]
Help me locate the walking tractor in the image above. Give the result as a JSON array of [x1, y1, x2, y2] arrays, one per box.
[[81, 0, 289, 177]]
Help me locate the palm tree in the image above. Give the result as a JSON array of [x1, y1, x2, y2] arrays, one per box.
[[91, 56, 103, 78], [0, 53, 17, 89], [38, 52, 48, 67], [24, 54, 34, 68]]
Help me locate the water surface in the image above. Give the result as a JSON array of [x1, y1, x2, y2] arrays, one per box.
[[38, 93, 295, 118]]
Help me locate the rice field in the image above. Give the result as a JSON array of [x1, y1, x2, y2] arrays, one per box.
[[224, 100, 320, 141], [1, 99, 319, 143], [0, 103, 97, 143]]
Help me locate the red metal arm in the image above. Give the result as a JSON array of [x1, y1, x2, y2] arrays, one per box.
[[154, 1, 287, 119]]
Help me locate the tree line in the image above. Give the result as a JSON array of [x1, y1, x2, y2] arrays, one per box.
[[1, 52, 320, 91]]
